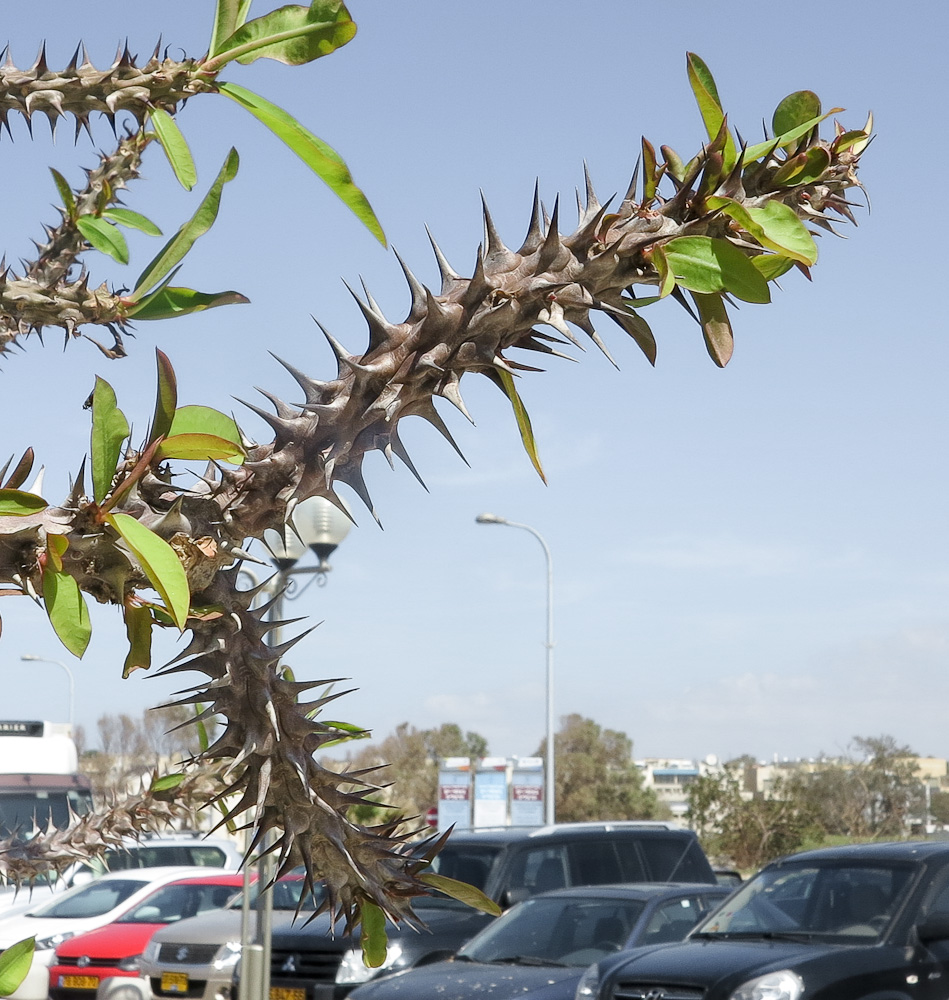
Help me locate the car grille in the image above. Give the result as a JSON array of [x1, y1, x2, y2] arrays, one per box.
[[611, 984, 706, 1000], [156, 944, 221, 965], [270, 947, 343, 984], [57, 957, 122, 968]]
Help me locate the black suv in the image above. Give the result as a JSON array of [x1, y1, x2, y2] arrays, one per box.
[[267, 822, 717, 996], [579, 840, 949, 1000]]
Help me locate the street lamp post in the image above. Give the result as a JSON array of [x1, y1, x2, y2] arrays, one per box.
[[240, 496, 352, 1000], [475, 513, 555, 825], [20, 654, 75, 730]]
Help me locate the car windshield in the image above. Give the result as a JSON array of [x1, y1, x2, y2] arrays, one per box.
[[118, 882, 240, 924], [459, 895, 645, 967], [694, 861, 916, 943], [28, 879, 147, 919], [229, 876, 323, 912]]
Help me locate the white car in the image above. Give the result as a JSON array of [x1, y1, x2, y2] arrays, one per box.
[[0, 833, 243, 916], [0, 867, 233, 1000]]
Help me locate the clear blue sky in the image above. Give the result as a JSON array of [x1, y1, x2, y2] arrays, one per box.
[[2, 2, 947, 766]]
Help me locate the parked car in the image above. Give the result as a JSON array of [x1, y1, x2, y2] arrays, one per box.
[[0, 832, 242, 914], [0, 867, 232, 1000], [264, 821, 718, 994], [577, 840, 949, 1000], [49, 872, 247, 1000], [136, 871, 320, 1000], [346, 882, 731, 999]]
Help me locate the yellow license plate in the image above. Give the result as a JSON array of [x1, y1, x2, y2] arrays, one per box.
[[161, 972, 190, 993], [62, 976, 99, 990], [270, 989, 305, 1000]]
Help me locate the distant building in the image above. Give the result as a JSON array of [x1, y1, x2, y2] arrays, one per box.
[[636, 756, 722, 821]]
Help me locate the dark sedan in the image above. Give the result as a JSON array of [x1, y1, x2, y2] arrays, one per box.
[[578, 840, 949, 1000], [346, 882, 730, 1000]]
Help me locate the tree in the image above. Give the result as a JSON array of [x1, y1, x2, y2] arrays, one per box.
[[334, 721, 489, 828], [0, 0, 871, 932], [538, 714, 663, 823], [686, 763, 818, 872], [80, 706, 216, 800], [797, 735, 924, 839]]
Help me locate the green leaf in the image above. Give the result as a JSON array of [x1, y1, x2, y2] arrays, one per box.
[[685, 53, 737, 171], [107, 513, 190, 631], [497, 369, 545, 484], [50, 169, 76, 218], [90, 376, 130, 503], [772, 91, 821, 138], [122, 602, 153, 677], [206, 1, 356, 70], [76, 215, 129, 265], [0, 489, 47, 516], [148, 108, 198, 191], [651, 245, 676, 298], [0, 938, 35, 996], [418, 873, 502, 916], [706, 196, 818, 266], [741, 108, 843, 164], [149, 349, 178, 445], [150, 772, 186, 793], [359, 901, 388, 968], [194, 705, 211, 753], [641, 137, 658, 204], [690, 291, 734, 368], [127, 286, 250, 321], [43, 563, 92, 658], [661, 145, 686, 183], [664, 236, 770, 303], [131, 149, 240, 299], [217, 83, 385, 246], [772, 146, 831, 187], [102, 208, 163, 237], [168, 405, 244, 455], [209, 0, 254, 56], [752, 254, 795, 281], [156, 432, 245, 465]]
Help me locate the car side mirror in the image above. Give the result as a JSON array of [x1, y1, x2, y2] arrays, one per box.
[[501, 888, 530, 908], [917, 913, 949, 944]]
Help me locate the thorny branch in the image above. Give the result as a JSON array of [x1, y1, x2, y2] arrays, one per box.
[[0, 37, 870, 931]]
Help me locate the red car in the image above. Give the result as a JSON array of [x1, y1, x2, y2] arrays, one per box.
[[50, 873, 247, 1000]]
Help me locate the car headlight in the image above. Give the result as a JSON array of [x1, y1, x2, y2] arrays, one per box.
[[574, 962, 599, 999], [117, 954, 142, 972], [335, 943, 404, 985], [729, 969, 804, 1000], [142, 940, 161, 964], [212, 941, 243, 971], [36, 931, 75, 951]]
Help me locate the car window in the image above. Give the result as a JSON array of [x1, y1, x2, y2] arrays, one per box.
[[230, 876, 323, 912], [507, 847, 569, 895], [119, 883, 238, 924], [30, 879, 146, 919], [427, 845, 501, 891], [642, 895, 704, 945], [72, 845, 229, 882], [569, 841, 623, 885], [698, 862, 915, 942], [638, 838, 710, 882], [460, 895, 645, 966]]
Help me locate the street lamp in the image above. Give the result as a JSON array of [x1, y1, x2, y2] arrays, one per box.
[[20, 654, 75, 730], [260, 496, 353, 643], [243, 495, 352, 1000], [475, 513, 555, 825]]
